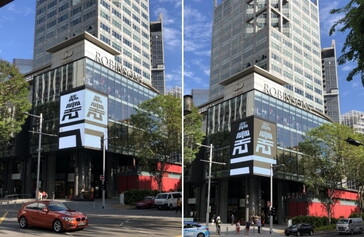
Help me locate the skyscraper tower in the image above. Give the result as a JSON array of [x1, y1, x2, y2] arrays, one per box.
[[150, 14, 166, 94], [209, 0, 324, 112], [322, 40, 341, 123], [33, 0, 152, 85]]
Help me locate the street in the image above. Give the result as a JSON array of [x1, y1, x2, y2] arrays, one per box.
[[0, 199, 182, 237], [206, 223, 351, 237]]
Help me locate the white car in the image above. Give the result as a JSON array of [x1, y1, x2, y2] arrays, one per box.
[[184, 222, 210, 237], [154, 192, 181, 209]]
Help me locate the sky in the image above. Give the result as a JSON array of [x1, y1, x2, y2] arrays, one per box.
[[184, 0, 364, 115], [0, 0, 182, 90]]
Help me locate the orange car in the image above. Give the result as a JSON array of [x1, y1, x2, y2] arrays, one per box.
[[17, 201, 88, 233]]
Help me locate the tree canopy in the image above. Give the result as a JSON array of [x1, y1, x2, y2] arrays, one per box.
[[330, 1, 364, 85], [0, 59, 31, 147], [130, 95, 182, 191], [183, 104, 204, 164], [299, 123, 363, 224]]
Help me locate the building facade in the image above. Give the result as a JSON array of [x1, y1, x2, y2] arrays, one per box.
[[185, 0, 355, 224], [191, 89, 209, 107], [322, 40, 341, 123], [209, 0, 324, 115], [341, 110, 364, 134], [166, 86, 182, 98], [150, 15, 166, 95], [33, 0, 152, 86], [13, 59, 34, 74]]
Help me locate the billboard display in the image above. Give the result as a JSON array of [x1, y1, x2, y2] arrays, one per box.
[[59, 88, 108, 150], [230, 116, 277, 177]]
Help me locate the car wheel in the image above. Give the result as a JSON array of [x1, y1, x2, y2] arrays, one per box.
[[19, 216, 28, 228], [197, 233, 205, 237], [169, 204, 173, 209], [350, 229, 354, 235], [157, 205, 161, 210], [296, 231, 301, 236], [53, 219, 63, 233], [309, 230, 313, 236], [360, 228, 363, 234], [285, 234, 290, 236]]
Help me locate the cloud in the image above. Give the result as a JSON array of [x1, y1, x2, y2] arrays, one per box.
[[153, 7, 176, 25], [319, 1, 343, 36], [163, 26, 182, 49], [341, 65, 354, 72], [6, 3, 33, 17], [165, 68, 182, 85]]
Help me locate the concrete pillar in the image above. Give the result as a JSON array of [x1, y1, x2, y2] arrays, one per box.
[[218, 179, 228, 222], [199, 182, 207, 222], [24, 156, 33, 196], [246, 176, 260, 220], [277, 181, 285, 224], [75, 151, 92, 195], [46, 155, 56, 197], [74, 153, 79, 197]]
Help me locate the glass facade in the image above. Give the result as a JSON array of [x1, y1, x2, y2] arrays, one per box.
[[206, 90, 329, 180], [31, 57, 157, 154]]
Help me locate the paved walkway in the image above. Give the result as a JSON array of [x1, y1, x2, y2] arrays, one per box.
[[206, 223, 285, 236]]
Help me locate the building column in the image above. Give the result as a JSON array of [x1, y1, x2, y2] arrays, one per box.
[[106, 154, 112, 198], [23, 156, 33, 196], [277, 181, 286, 224], [199, 182, 207, 222], [246, 176, 260, 221], [218, 179, 228, 222], [46, 155, 56, 198]]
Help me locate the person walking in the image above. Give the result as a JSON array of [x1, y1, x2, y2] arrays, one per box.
[[231, 213, 235, 225], [257, 218, 262, 234], [216, 216, 222, 235], [236, 221, 241, 235], [176, 197, 182, 213], [245, 219, 251, 235]]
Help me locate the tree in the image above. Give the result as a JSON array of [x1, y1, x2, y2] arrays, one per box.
[[298, 123, 359, 225], [183, 104, 205, 164], [0, 60, 31, 147], [130, 95, 182, 192], [330, 1, 364, 85]]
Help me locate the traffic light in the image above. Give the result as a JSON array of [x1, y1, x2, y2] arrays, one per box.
[[271, 207, 276, 216]]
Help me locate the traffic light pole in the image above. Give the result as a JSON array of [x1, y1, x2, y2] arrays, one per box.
[[270, 164, 273, 234]]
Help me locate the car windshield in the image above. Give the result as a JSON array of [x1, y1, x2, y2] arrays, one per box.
[[290, 224, 299, 228], [156, 194, 167, 199], [48, 202, 69, 211], [337, 220, 349, 224]]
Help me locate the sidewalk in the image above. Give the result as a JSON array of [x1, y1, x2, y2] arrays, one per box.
[[207, 223, 285, 236]]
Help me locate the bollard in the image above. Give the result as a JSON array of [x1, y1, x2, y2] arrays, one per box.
[[226, 226, 228, 233]]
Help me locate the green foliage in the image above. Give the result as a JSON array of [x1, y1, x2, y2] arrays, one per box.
[[130, 95, 182, 191], [349, 213, 364, 219], [124, 189, 159, 205], [291, 216, 337, 228], [329, 1, 364, 86], [298, 123, 361, 224], [315, 224, 336, 231], [184, 104, 205, 164], [0, 60, 31, 148]]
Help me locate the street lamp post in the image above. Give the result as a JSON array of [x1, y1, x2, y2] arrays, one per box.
[[270, 163, 284, 234], [25, 112, 43, 201], [101, 135, 118, 209], [196, 143, 226, 228]]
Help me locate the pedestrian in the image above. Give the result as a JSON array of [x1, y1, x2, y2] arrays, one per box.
[[245, 219, 251, 235], [236, 221, 240, 235], [38, 190, 43, 200], [216, 216, 221, 235], [176, 197, 182, 213], [231, 213, 235, 225], [42, 190, 48, 199], [257, 218, 261, 234]]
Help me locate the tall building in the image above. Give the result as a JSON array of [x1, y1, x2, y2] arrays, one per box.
[[341, 110, 364, 134], [166, 86, 182, 98], [322, 40, 341, 123], [150, 15, 166, 94], [185, 0, 358, 224], [0, 1, 182, 199], [191, 89, 209, 106], [33, 0, 152, 86], [209, 0, 324, 113], [13, 59, 33, 74]]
